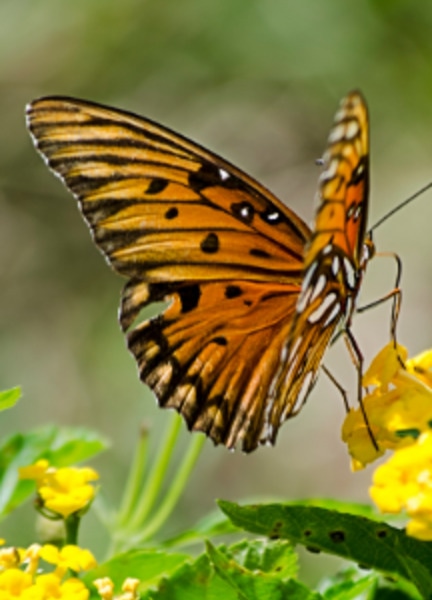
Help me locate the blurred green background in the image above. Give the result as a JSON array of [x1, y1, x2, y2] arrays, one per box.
[[1, 0, 432, 583]]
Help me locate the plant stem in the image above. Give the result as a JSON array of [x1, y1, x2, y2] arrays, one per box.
[[117, 423, 150, 527], [64, 513, 80, 545], [126, 412, 182, 531], [135, 432, 206, 543]]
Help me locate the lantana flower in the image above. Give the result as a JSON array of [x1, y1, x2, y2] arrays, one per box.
[[342, 342, 432, 539], [0, 542, 96, 600], [342, 343, 432, 469], [19, 461, 99, 518]]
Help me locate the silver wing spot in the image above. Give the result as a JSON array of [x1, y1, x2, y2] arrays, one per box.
[[323, 303, 341, 327], [328, 123, 346, 144], [332, 254, 340, 277], [345, 119, 360, 139], [310, 273, 327, 304], [296, 284, 313, 314], [266, 210, 281, 222], [300, 260, 318, 295], [307, 292, 338, 324], [219, 168, 230, 180], [289, 370, 316, 416], [343, 256, 357, 289]]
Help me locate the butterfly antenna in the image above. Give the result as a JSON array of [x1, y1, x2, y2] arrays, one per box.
[[369, 182, 432, 233]]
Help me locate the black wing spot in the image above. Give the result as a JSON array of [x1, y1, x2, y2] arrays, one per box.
[[231, 201, 254, 224], [147, 178, 168, 195], [189, 163, 239, 192], [250, 248, 271, 259], [178, 285, 201, 313], [165, 207, 179, 220], [211, 336, 228, 346], [346, 202, 356, 221], [244, 300, 253, 307], [349, 157, 367, 186], [261, 208, 282, 225], [329, 530, 345, 543], [201, 232, 219, 254], [225, 285, 242, 299]]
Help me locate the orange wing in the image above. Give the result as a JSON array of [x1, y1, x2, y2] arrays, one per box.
[[26, 92, 370, 451]]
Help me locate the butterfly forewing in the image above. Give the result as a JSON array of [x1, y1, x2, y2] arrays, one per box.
[[26, 92, 370, 451]]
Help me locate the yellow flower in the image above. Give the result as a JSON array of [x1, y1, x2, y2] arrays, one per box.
[[0, 547, 21, 572], [0, 569, 32, 598], [93, 577, 140, 600], [342, 343, 432, 468], [40, 545, 97, 577], [19, 459, 50, 486], [370, 432, 432, 540], [20, 462, 99, 518], [33, 573, 89, 600], [0, 542, 95, 599]]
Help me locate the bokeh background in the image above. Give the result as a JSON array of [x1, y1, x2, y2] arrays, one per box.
[[1, 0, 432, 584]]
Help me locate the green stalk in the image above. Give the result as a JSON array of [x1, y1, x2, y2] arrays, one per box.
[[126, 412, 182, 531], [117, 423, 150, 527], [64, 513, 80, 545], [135, 432, 206, 543]]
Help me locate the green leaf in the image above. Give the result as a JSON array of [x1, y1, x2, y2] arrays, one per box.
[[83, 549, 189, 597], [206, 541, 320, 600], [0, 387, 21, 412], [143, 553, 237, 600], [222, 538, 298, 579], [218, 500, 432, 599], [319, 568, 380, 599], [162, 508, 239, 547], [0, 425, 109, 518]]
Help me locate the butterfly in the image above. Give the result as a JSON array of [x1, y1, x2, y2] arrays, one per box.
[[26, 90, 371, 452]]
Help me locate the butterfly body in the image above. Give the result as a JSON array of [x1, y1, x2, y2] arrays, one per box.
[[27, 91, 370, 452]]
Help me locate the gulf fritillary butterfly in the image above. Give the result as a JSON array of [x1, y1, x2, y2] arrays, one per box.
[[26, 91, 372, 452]]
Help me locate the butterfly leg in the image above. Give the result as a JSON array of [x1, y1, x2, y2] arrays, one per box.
[[356, 251, 402, 363], [321, 364, 350, 412], [343, 327, 379, 450]]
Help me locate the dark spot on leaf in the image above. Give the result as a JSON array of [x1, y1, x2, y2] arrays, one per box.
[[147, 178, 168, 194], [225, 285, 242, 299], [164, 207, 178, 220], [376, 529, 387, 539], [306, 546, 320, 554], [178, 285, 201, 313], [201, 233, 219, 254], [303, 530, 312, 537], [250, 248, 270, 259], [329, 530, 345, 543]]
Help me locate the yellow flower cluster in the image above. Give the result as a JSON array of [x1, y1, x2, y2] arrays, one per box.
[[342, 342, 432, 540], [0, 543, 96, 599], [0, 543, 140, 599], [19, 460, 99, 518]]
